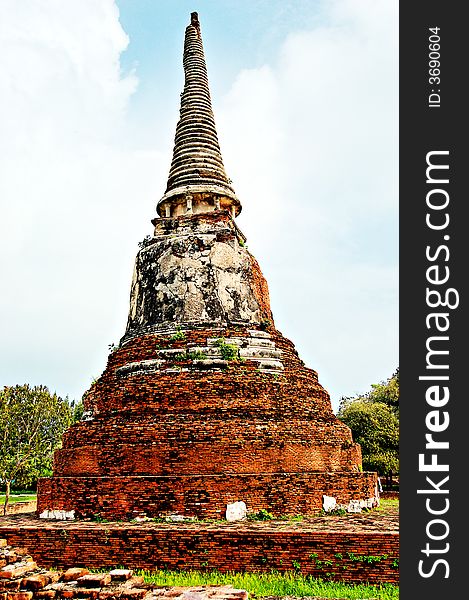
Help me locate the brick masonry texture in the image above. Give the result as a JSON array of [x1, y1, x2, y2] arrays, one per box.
[[38, 473, 376, 521], [0, 511, 399, 585], [37, 211, 377, 520], [0, 538, 248, 600], [38, 319, 375, 519]]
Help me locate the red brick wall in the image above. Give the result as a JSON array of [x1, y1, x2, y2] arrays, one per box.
[[37, 472, 376, 520], [0, 525, 398, 585]]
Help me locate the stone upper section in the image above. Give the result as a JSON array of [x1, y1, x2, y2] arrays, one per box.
[[124, 213, 272, 340], [157, 12, 241, 219]]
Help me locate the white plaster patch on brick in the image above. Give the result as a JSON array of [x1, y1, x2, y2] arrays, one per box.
[[226, 501, 247, 521], [165, 514, 196, 522], [39, 509, 75, 520], [322, 495, 337, 512], [347, 500, 362, 513]]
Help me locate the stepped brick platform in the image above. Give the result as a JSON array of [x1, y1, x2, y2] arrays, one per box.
[[38, 312, 376, 520], [0, 508, 399, 585]]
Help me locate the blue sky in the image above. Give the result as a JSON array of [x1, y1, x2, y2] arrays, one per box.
[[0, 0, 398, 411]]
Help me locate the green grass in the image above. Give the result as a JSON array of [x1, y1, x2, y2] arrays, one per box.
[[0, 494, 37, 504], [137, 569, 398, 600], [375, 498, 399, 511]]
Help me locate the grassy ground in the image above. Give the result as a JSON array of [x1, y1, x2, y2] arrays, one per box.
[[0, 494, 37, 504], [375, 497, 399, 511], [138, 569, 399, 600], [136, 499, 399, 600]]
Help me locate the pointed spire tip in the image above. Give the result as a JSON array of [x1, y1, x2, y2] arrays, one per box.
[[156, 9, 241, 219]]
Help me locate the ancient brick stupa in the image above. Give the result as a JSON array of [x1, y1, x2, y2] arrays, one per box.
[[38, 13, 378, 521]]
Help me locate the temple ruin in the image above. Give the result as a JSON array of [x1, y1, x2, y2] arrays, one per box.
[[37, 13, 378, 521]]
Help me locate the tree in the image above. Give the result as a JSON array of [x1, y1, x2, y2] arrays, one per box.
[[0, 384, 74, 514], [337, 370, 399, 487], [367, 368, 399, 414]]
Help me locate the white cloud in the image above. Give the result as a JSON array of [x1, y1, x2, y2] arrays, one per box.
[[0, 1, 164, 398], [0, 0, 398, 410], [217, 0, 398, 406]]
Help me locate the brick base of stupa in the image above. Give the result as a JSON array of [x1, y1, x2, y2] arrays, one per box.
[[37, 325, 378, 521], [0, 512, 399, 584], [38, 472, 377, 521]]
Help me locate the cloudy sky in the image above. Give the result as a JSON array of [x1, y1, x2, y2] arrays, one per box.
[[0, 0, 398, 412]]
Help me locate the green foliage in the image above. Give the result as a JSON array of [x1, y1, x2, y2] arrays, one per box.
[[247, 508, 274, 521], [0, 494, 36, 504], [337, 370, 399, 478], [170, 327, 186, 341], [71, 398, 84, 422], [291, 560, 301, 571], [375, 497, 399, 512], [215, 338, 239, 361], [368, 369, 399, 414], [0, 384, 74, 514], [347, 552, 388, 565], [321, 507, 348, 516]]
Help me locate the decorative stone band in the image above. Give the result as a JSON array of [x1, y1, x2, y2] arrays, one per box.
[[116, 329, 284, 376], [157, 187, 240, 220]]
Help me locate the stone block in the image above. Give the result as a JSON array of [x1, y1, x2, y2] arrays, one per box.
[[347, 500, 362, 513], [108, 571, 133, 582], [39, 510, 75, 521], [163, 588, 187, 597], [76, 575, 111, 588], [43, 573, 61, 585], [0, 565, 37, 579], [5, 553, 17, 565], [255, 359, 284, 371], [35, 591, 57, 599], [71, 588, 101, 599], [191, 359, 228, 370], [21, 575, 51, 591], [124, 578, 144, 588], [6, 593, 33, 600], [2, 580, 21, 591], [120, 590, 151, 600], [97, 591, 121, 600], [247, 330, 271, 339], [62, 569, 90, 583], [238, 348, 281, 359], [322, 495, 336, 512], [180, 593, 204, 600], [226, 501, 246, 521]]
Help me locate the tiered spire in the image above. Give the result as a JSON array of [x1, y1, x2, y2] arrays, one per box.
[[157, 12, 241, 219]]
